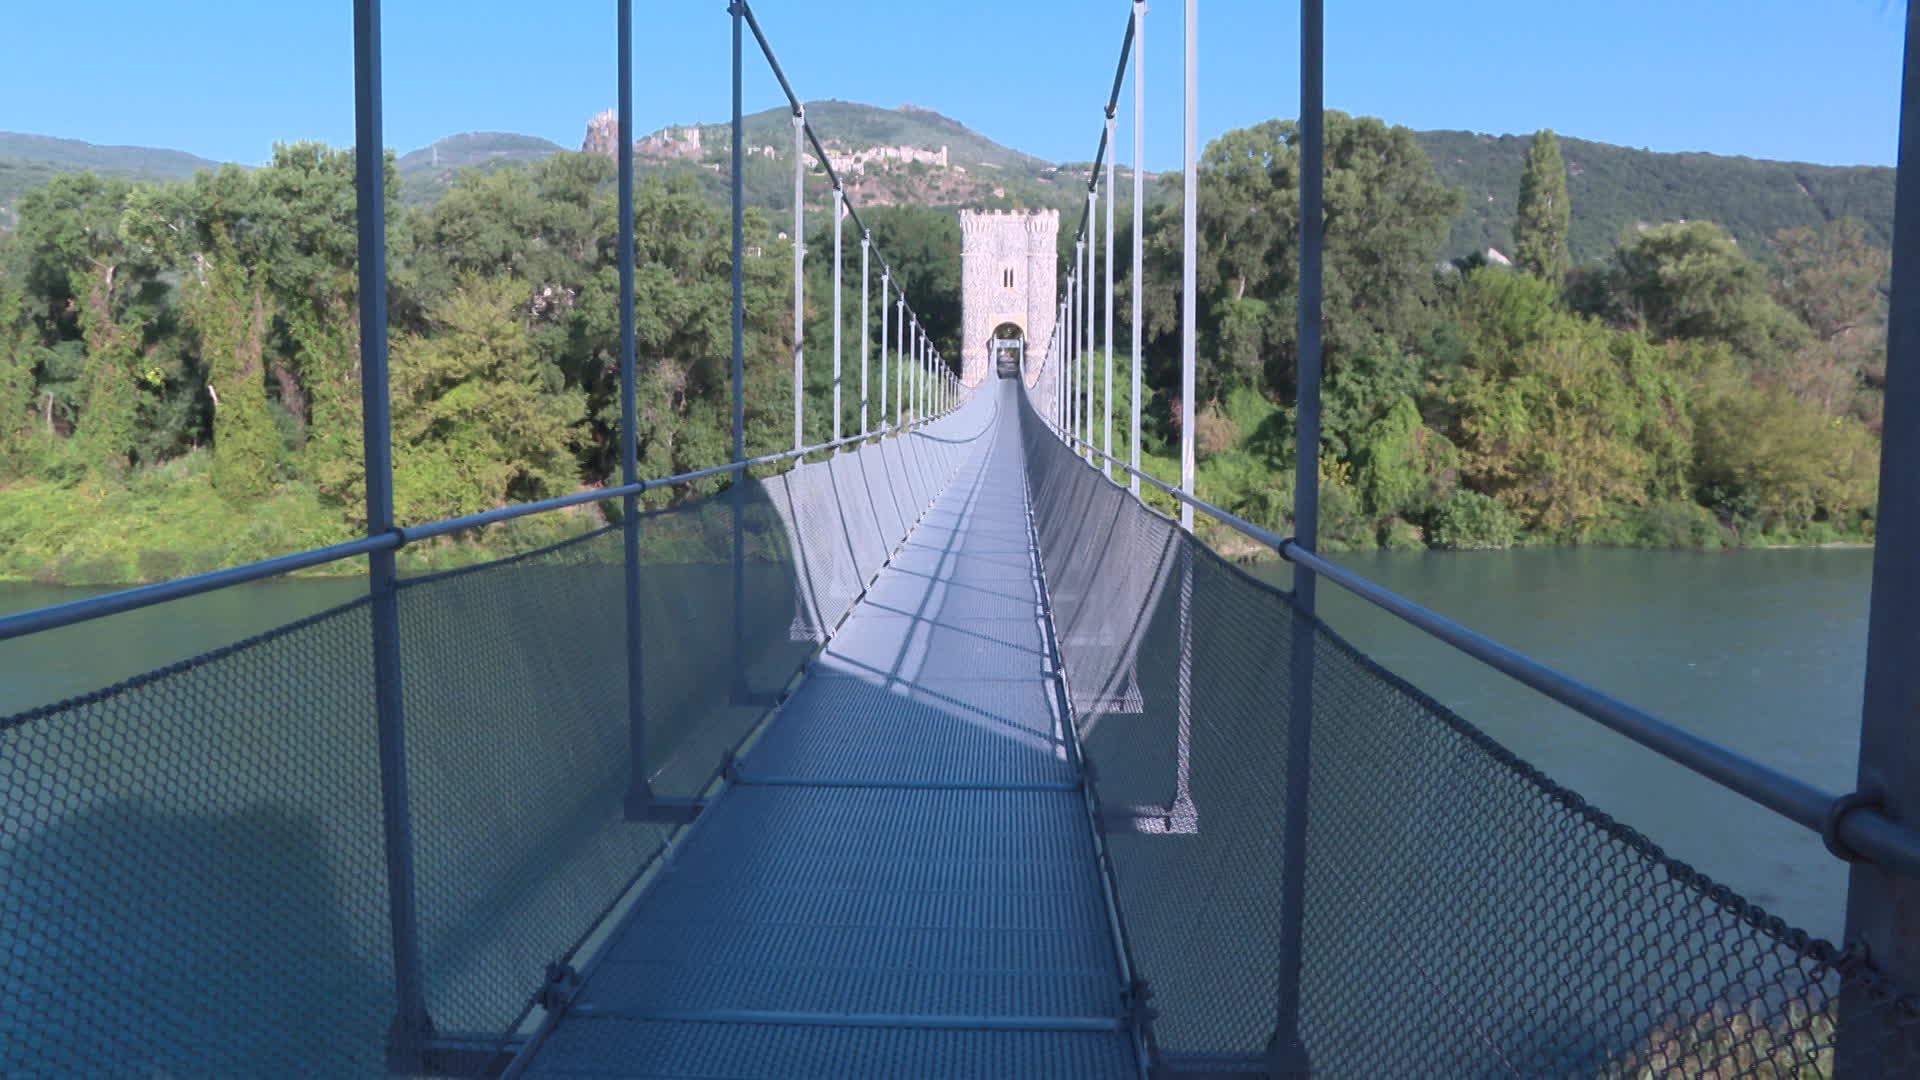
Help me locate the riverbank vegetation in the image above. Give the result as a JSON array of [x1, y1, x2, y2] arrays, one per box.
[[0, 147, 869, 583], [1121, 119, 1886, 554], [0, 117, 1891, 584]]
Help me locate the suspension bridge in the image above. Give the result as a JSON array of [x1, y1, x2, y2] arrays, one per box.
[[5, 1, 1920, 1076]]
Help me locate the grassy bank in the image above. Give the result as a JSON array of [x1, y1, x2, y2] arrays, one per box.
[[0, 451, 607, 587]]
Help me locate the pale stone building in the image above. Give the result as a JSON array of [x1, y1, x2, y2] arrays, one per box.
[[958, 209, 1057, 390]]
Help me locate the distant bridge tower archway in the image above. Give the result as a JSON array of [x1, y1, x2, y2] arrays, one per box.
[[959, 208, 1057, 389]]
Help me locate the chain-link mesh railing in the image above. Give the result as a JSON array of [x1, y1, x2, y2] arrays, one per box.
[[0, 402, 987, 1077], [1016, 388, 1920, 1077]]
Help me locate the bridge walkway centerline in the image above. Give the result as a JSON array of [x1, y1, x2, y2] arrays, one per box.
[[521, 382, 1141, 1078]]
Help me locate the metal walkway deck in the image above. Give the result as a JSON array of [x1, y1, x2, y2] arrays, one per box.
[[524, 387, 1139, 1078]]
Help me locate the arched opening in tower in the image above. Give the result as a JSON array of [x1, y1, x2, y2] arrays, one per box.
[[990, 322, 1026, 379]]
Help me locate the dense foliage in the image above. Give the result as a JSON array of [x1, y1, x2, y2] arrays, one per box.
[[1513, 130, 1570, 282], [1419, 128, 1895, 265], [1106, 117, 1886, 554], [0, 111, 1892, 583], [0, 144, 960, 582]]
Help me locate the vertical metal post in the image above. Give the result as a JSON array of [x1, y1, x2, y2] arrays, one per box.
[[354, 0, 432, 1066], [791, 110, 805, 453], [729, 1, 748, 704], [617, 0, 654, 822], [1171, 21, 1203, 1063], [1270, 0, 1320, 1073], [1841, 2, 1920, 1067], [1085, 189, 1096, 455], [860, 231, 871, 436], [1062, 300, 1069, 431], [832, 185, 843, 444], [1131, 0, 1145, 499], [1104, 113, 1116, 481], [1059, 301, 1068, 430], [897, 298, 907, 425], [1069, 262, 1080, 443], [879, 270, 890, 431], [1178, 0, 1197, 533]]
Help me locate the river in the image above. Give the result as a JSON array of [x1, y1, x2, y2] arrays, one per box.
[[1, 547, 1873, 942], [1250, 547, 1870, 943]]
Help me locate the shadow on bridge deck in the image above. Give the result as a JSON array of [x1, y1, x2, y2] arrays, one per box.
[[520, 383, 1141, 1078]]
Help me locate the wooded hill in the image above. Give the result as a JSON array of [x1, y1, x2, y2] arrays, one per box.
[[6, 103, 1892, 261], [1417, 129, 1893, 264]]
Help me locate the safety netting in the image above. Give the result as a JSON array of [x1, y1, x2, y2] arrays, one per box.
[[1016, 386, 1920, 1078], [0, 403, 989, 1077]]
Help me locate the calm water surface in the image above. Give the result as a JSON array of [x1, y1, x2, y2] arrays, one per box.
[[3, 547, 1873, 941], [1253, 547, 1871, 942], [0, 579, 366, 716]]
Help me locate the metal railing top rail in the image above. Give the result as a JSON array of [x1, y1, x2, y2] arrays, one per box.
[[1031, 391, 1920, 881], [735, 0, 928, 329], [0, 403, 967, 646]]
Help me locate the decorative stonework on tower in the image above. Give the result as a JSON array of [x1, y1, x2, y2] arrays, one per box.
[[959, 209, 1058, 388]]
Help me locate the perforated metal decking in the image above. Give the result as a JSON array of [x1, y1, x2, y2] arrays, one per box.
[[524, 384, 1139, 1078]]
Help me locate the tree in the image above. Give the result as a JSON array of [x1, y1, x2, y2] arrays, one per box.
[[0, 264, 40, 472], [389, 277, 586, 523], [1514, 129, 1571, 282], [12, 175, 172, 472], [185, 230, 282, 500], [1608, 221, 1809, 369], [1442, 269, 1692, 536], [1693, 378, 1878, 536], [1139, 113, 1462, 455], [1771, 217, 1888, 415], [126, 166, 286, 500]]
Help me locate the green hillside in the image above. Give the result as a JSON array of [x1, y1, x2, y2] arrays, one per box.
[[0, 132, 222, 227], [394, 132, 568, 206], [639, 101, 1108, 217], [1418, 129, 1894, 264], [5, 112, 1896, 267]]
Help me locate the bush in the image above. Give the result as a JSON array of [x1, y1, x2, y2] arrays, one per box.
[[1314, 470, 1378, 553], [1379, 517, 1426, 550], [1426, 489, 1518, 550], [1589, 498, 1726, 549]]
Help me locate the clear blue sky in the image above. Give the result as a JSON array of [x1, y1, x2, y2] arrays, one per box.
[[0, 1, 1906, 170]]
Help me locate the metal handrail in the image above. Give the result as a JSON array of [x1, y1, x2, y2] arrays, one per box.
[[0, 406, 966, 645], [1035, 399, 1920, 879]]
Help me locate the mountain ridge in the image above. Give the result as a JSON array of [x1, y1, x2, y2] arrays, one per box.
[[1, 104, 1897, 260]]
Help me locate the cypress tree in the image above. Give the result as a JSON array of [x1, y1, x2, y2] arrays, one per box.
[[1515, 129, 1572, 283]]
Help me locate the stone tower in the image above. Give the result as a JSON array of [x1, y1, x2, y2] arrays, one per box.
[[959, 209, 1058, 388]]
